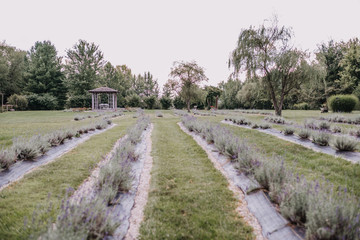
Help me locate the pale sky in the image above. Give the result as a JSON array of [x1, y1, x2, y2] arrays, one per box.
[[2, 0, 360, 89]]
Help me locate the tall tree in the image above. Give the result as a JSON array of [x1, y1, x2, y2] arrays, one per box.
[[169, 61, 208, 112], [143, 72, 159, 97], [205, 86, 221, 109], [65, 40, 104, 96], [339, 38, 360, 94], [25, 41, 66, 109], [0, 42, 26, 100], [218, 77, 242, 109], [230, 17, 306, 116]]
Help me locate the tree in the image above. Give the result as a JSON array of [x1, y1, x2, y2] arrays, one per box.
[[230, 17, 306, 116], [339, 39, 360, 94], [65, 40, 104, 97], [169, 61, 208, 112], [0, 42, 26, 100], [160, 96, 172, 109], [25, 41, 66, 109], [205, 86, 221, 109], [218, 77, 242, 109]]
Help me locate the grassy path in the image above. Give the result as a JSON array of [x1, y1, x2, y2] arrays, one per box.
[[139, 116, 254, 240], [0, 117, 135, 239]]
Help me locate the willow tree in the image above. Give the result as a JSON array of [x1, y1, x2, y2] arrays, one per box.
[[230, 17, 306, 116], [169, 61, 208, 112]]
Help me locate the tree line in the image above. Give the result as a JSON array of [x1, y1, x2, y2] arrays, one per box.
[[0, 40, 163, 110], [220, 17, 360, 114]]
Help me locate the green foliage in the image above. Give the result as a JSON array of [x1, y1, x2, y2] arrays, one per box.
[[0, 148, 16, 170], [293, 102, 309, 110], [218, 78, 242, 109], [159, 96, 172, 109], [311, 131, 331, 146], [297, 128, 311, 139], [126, 93, 141, 107], [328, 94, 359, 112], [283, 127, 295, 135], [0, 42, 26, 100], [27, 93, 59, 110], [169, 61, 208, 112], [66, 94, 91, 108], [332, 136, 358, 152], [230, 16, 306, 116], [173, 96, 186, 109], [8, 94, 28, 110], [339, 39, 360, 94], [65, 40, 104, 96], [143, 95, 157, 109], [25, 41, 66, 109]]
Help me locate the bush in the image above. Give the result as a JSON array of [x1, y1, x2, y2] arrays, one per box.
[[156, 111, 163, 117], [293, 102, 309, 110], [144, 95, 157, 109], [349, 128, 360, 138], [13, 137, 41, 161], [126, 94, 141, 108], [328, 94, 359, 113], [311, 131, 331, 146], [332, 136, 358, 152], [66, 95, 91, 108], [0, 148, 16, 170], [173, 96, 186, 109], [297, 128, 311, 139], [283, 127, 295, 135], [27, 93, 59, 110], [259, 123, 271, 129], [8, 94, 28, 110], [160, 96, 172, 110]]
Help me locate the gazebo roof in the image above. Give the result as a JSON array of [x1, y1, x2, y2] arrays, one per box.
[[88, 87, 118, 93]]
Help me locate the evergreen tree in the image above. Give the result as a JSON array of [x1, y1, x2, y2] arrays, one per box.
[[25, 41, 66, 109]]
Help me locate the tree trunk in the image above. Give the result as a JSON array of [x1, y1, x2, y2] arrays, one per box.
[[215, 96, 218, 110], [187, 100, 191, 113]]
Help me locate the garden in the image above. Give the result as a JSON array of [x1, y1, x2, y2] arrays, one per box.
[[0, 108, 359, 240]]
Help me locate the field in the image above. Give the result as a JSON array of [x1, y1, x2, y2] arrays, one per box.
[[0, 109, 359, 239]]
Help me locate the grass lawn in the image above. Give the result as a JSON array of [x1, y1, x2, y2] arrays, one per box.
[[139, 114, 254, 240], [0, 115, 135, 239], [0, 111, 101, 147]]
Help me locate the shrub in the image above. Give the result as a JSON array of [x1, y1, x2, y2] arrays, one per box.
[[283, 127, 295, 135], [27, 93, 59, 110], [331, 125, 342, 133], [254, 156, 287, 203], [259, 123, 271, 129], [156, 111, 163, 117], [280, 176, 309, 225], [349, 128, 360, 138], [8, 94, 28, 110], [332, 136, 358, 152], [126, 94, 141, 107], [318, 121, 331, 130], [13, 137, 41, 161], [66, 95, 91, 108], [234, 146, 262, 175], [47, 131, 67, 146], [160, 96, 172, 109], [251, 123, 259, 129], [173, 96, 186, 109], [144, 95, 157, 109], [328, 94, 359, 113], [297, 128, 311, 139], [293, 102, 309, 110], [306, 184, 360, 240], [311, 131, 331, 146], [0, 148, 16, 170]]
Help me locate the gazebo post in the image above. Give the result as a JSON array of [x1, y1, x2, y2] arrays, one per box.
[[91, 93, 94, 110]]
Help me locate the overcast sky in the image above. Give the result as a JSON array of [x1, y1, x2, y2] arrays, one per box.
[[2, 0, 360, 89]]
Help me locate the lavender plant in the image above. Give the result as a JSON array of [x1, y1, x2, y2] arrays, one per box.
[[13, 137, 41, 161], [283, 127, 295, 135], [332, 136, 358, 152], [311, 131, 331, 146], [0, 148, 16, 170], [297, 128, 311, 139]]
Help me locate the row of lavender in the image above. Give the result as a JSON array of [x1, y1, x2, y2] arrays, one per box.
[[0, 119, 112, 171], [28, 115, 151, 239], [74, 111, 123, 121], [182, 115, 360, 240], [228, 116, 359, 152]]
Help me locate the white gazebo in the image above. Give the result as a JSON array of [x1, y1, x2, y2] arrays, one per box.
[[89, 87, 118, 111]]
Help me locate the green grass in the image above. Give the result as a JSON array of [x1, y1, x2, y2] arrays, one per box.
[[139, 115, 254, 240], [0, 111, 101, 147], [210, 117, 360, 197], [0, 116, 135, 239]]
